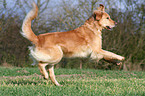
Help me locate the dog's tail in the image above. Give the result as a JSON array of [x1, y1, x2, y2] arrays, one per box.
[[21, 2, 38, 44]]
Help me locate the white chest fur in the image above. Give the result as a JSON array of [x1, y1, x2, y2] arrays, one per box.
[[70, 46, 92, 58]]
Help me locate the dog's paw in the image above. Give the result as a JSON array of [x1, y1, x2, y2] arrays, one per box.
[[55, 83, 63, 87], [117, 62, 122, 65], [119, 56, 125, 61], [43, 77, 49, 80]]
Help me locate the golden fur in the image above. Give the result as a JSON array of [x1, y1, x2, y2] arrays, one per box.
[[22, 3, 125, 86]]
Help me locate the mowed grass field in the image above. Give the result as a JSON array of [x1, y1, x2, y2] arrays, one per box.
[[0, 67, 145, 96]]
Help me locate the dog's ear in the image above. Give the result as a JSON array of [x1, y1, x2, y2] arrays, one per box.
[[93, 4, 104, 21], [93, 11, 102, 21], [97, 4, 105, 12]]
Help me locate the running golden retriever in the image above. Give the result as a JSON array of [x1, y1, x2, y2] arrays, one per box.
[[22, 2, 125, 86]]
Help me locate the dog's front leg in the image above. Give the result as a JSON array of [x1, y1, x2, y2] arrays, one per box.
[[100, 50, 125, 61], [100, 50, 125, 66], [90, 49, 125, 65]]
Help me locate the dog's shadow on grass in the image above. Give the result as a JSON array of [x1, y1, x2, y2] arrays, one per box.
[[10, 80, 44, 85], [1, 74, 85, 86], [1, 75, 54, 85]]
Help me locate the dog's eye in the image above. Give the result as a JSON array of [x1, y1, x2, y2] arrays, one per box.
[[107, 17, 109, 19]]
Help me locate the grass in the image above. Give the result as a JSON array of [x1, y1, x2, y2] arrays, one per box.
[[0, 67, 145, 96]]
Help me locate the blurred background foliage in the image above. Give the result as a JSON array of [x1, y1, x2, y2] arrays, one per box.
[[0, 0, 144, 71]]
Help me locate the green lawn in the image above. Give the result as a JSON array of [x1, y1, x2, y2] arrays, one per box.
[[0, 67, 145, 96]]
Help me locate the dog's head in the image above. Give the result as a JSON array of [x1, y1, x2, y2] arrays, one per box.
[[87, 4, 116, 30]]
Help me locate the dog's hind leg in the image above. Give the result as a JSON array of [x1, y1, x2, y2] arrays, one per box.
[[47, 65, 62, 86], [38, 62, 49, 80], [37, 46, 63, 86]]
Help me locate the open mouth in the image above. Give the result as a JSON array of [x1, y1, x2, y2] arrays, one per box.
[[106, 26, 112, 30]]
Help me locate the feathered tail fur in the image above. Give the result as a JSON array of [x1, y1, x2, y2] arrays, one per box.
[[21, 2, 38, 44]]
